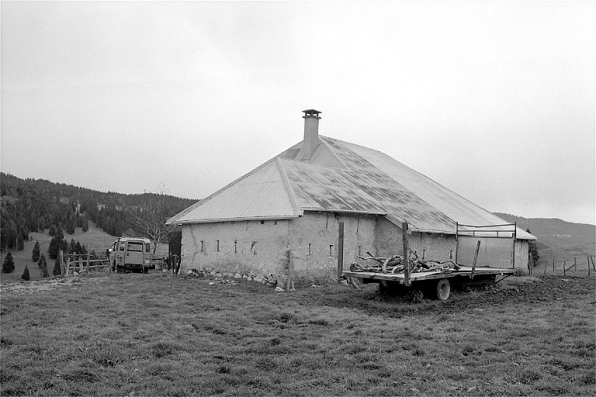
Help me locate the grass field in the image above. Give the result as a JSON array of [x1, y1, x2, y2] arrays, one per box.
[[0, 272, 594, 396], [0, 223, 168, 284]]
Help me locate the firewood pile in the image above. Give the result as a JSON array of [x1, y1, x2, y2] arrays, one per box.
[[350, 250, 460, 274]]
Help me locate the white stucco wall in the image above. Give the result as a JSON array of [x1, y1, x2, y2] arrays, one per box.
[[179, 214, 531, 283], [180, 212, 378, 284]]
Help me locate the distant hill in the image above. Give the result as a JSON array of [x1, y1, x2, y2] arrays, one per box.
[[0, 172, 197, 252], [493, 212, 595, 262]]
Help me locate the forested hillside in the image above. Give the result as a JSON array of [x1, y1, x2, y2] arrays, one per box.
[[494, 212, 595, 262], [0, 173, 196, 252]]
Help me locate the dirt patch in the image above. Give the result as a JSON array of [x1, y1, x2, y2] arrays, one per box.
[[295, 275, 596, 318]]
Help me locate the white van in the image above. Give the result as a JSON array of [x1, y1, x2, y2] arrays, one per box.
[[109, 237, 153, 273]]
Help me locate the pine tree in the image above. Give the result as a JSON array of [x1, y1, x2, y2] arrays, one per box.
[[66, 219, 76, 235], [59, 239, 68, 254], [2, 252, 15, 273], [526, 229, 540, 267], [32, 241, 41, 262], [48, 236, 60, 259], [49, 225, 56, 236], [39, 254, 49, 278], [56, 226, 64, 240], [21, 265, 30, 281], [69, 239, 77, 254], [17, 235, 24, 251], [53, 256, 62, 276]]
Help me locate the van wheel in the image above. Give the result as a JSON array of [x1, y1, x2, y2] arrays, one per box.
[[435, 279, 451, 301]]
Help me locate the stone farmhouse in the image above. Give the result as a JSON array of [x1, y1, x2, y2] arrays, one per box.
[[167, 110, 535, 283]]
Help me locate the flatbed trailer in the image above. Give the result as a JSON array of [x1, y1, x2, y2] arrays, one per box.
[[343, 266, 514, 301]]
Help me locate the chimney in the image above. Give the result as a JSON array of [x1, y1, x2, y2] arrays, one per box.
[[302, 109, 321, 159]]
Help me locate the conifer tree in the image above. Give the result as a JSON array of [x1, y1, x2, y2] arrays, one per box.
[[66, 219, 76, 235], [48, 236, 60, 259], [69, 239, 77, 254], [2, 252, 15, 273], [59, 239, 68, 254], [21, 265, 30, 281], [526, 228, 540, 267], [39, 254, 49, 278], [53, 256, 62, 276], [32, 241, 41, 262], [49, 225, 56, 236], [56, 226, 64, 240]]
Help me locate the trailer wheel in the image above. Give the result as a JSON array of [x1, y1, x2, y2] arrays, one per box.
[[435, 279, 451, 301]]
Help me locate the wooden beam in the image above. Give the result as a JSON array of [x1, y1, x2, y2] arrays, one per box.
[[338, 221, 344, 281], [470, 240, 481, 279], [402, 222, 410, 287]]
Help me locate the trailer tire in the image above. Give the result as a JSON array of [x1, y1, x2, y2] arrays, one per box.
[[435, 279, 451, 301]]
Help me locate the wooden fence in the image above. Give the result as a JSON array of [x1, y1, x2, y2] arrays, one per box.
[[59, 250, 110, 276], [529, 255, 595, 276], [57, 250, 166, 276]]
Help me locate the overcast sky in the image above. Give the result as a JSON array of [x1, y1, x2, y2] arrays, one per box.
[[1, 1, 594, 224]]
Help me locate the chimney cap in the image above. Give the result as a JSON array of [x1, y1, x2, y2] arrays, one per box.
[[302, 109, 322, 118]]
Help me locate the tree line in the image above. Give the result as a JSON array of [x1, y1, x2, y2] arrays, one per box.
[[0, 173, 196, 252]]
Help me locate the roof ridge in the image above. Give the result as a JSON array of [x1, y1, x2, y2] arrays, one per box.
[[318, 136, 351, 170], [167, 157, 279, 225], [276, 157, 301, 217]]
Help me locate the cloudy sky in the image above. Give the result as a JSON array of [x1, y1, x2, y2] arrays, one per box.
[[1, 1, 594, 224]]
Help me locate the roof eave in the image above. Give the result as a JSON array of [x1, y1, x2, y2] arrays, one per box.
[[172, 214, 302, 225]]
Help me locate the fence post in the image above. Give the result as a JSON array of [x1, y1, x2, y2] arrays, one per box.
[[402, 222, 410, 287]]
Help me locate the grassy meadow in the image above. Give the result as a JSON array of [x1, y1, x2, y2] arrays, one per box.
[[0, 272, 594, 396]]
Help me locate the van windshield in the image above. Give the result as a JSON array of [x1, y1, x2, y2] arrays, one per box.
[[127, 242, 144, 252]]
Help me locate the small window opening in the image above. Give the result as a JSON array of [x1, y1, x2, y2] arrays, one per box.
[[200, 240, 204, 253], [260, 220, 265, 224], [422, 249, 426, 260], [308, 243, 312, 256], [329, 245, 334, 256], [234, 241, 237, 254], [216, 240, 220, 252], [449, 250, 453, 260]]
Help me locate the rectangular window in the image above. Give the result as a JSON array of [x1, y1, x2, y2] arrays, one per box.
[[308, 243, 312, 256], [127, 242, 143, 252], [329, 245, 334, 256], [234, 241, 237, 253], [216, 240, 220, 252], [145, 243, 151, 253], [200, 240, 204, 253]]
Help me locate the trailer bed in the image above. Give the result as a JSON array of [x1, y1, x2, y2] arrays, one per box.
[[344, 266, 514, 284]]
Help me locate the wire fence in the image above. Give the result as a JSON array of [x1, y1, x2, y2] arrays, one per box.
[[529, 255, 595, 277]]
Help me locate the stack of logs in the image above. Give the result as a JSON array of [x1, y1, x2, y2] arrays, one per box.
[[350, 250, 460, 274]]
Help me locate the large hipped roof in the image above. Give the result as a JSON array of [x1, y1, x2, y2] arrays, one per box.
[[168, 136, 535, 240]]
